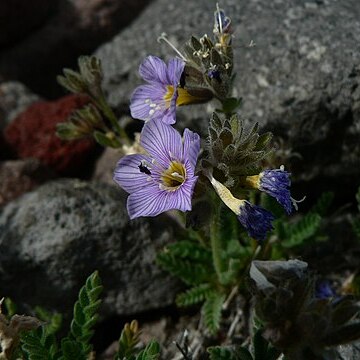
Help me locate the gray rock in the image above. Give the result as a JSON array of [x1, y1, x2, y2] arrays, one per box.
[[95, 0, 360, 202], [0, 82, 40, 131], [337, 342, 360, 360], [0, 179, 181, 317]]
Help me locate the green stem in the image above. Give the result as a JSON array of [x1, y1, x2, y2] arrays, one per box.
[[95, 93, 130, 144], [210, 197, 225, 279]]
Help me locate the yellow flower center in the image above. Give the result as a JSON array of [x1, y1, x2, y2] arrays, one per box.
[[160, 161, 186, 191], [163, 86, 210, 107]]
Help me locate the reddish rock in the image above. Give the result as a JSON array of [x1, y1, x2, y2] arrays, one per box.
[[4, 94, 96, 176], [0, 158, 54, 207]]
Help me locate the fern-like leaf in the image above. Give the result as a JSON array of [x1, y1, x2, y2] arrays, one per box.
[[281, 213, 322, 248], [202, 293, 225, 334], [157, 253, 213, 286], [163, 240, 213, 262], [60, 339, 87, 360], [68, 271, 103, 355], [34, 307, 62, 336], [176, 284, 213, 307], [22, 329, 55, 360]]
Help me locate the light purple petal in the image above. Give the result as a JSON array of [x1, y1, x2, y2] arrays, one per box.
[[130, 84, 165, 121], [127, 183, 163, 219], [167, 58, 185, 85], [113, 154, 152, 193], [182, 128, 200, 168], [141, 120, 183, 167], [127, 182, 194, 219], [158, 88, 178, 124], [161, 107, 176, 125], [139, 56, 169, 84]]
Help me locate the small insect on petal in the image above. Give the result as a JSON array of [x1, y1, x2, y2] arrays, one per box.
[[138, 161, 151, 175]]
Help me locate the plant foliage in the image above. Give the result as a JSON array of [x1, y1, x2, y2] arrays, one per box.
[[21, 271, 103, 360]]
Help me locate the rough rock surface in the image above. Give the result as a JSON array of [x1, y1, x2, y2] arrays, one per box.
[[0, 82, 41, 131], [3, 94, 96, 176], [0, 179, 181, 317], [0, 159, 54, 207], [95, 0, 360, 205], [0, 0, 152, 98]]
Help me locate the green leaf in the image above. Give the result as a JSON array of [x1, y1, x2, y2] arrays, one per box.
[[202, 293, 226, 334], [93, 130, 121, 148], [176, 284, 213, 307], [163, 240, 212, 262], [208, 346, 238, 360], [60, 339, 86, 360], [310, 191, 334, 216], [220, 97, 242, 114], [68, 271, 103, 356], [157, 253, 215, 285], [135, 340, 161, 360], [157, 248, 213, 286], [281, 213, 322, 248], [34, 307, 62, 336], [115, 320, 140, 359], [3, 297, 17, 318], [22, 330, 54, 360]]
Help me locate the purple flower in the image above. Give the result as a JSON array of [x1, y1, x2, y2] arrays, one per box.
[[315, 281, 336, 300], [130, 56, 185, 125], [237, 201, 275, 241], [208, 175, 275, 241], [259, 169, 292, 214], [113, 120, 200, 219]]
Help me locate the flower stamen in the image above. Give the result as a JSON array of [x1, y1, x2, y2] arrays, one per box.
[[160, 161, 186, 190]]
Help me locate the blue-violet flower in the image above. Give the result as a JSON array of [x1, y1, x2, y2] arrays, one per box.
[[315, 280, 336, 300], [244, 168, 292, 214], [209, 175, 274, 241], [259, 169, 292, 214], [130, 55, 203, 124], [113, 119, 200, 219]]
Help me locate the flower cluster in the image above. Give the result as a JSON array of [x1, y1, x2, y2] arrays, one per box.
[[113, 7, 294, 242]]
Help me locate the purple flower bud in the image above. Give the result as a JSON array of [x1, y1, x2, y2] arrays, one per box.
[[260, 169, 292, 214], [237, 201, 275, 241], [315, 280, 336, 299]]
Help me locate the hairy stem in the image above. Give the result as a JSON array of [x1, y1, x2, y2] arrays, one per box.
[[210, 197, 225, 279]]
